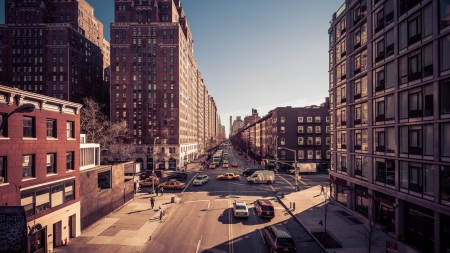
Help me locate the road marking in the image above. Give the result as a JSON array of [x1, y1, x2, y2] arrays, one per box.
[[250, 208, 266, 244], [182, 172, 199, 193], [269, 184, 275, 192], [195, 235, 202, 253], [277, 175, 294, 187], [184, 200, 210, 203]]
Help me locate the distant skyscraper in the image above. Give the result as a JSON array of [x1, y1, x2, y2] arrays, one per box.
[[110, 0, 218, 170], [0, 0, 110, 107]]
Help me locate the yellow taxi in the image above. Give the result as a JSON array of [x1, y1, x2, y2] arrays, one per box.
[[217, 173, 240, 180], [209, 162, 217, 169], [158, 179, 186, 189], [232, 161, 238, 167], [139, 176, 160, 187], [222, 160, 229, 168]]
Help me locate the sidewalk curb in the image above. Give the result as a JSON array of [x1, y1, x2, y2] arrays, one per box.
[[276, 195, 327, 253]]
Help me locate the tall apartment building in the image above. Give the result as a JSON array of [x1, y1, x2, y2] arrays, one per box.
[[231, 116, 244, 136], [0, 0, 110, 107], [328, 1, 450, 252], [0, 85, 83, 252], [110, 0, 218, 170]]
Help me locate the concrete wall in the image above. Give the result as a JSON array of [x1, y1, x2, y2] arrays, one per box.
[[79, 162, 134, 231]]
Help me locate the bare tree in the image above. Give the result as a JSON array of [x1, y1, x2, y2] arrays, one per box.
[[358, 199, 384, 253], [321, 187, 332, 232], [80, 97, 132, 162]]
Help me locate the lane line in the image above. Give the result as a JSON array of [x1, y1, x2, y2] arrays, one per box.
[[195, 235, 202, 253], [276, 174, 294, 187], [207, 200, 210, 210], [182, 172, 199, 193], [184, 200, 210, 203], [251, 208, 265, 244]]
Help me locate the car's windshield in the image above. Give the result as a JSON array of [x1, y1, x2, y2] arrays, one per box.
[[235, 206, 246, 210], [277, 238, 295, 247], [196, 177, 203, 180]]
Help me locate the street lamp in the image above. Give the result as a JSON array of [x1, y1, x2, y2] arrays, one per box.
[[278, 147, 298, 191], [152, 137, 159, 194], [0, 103, 35, 132]]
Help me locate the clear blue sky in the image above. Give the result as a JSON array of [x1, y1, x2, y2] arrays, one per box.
[[0, 0, 343, 136]]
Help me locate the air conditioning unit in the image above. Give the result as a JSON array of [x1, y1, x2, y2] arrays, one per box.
[[0, 177, 4, 183]]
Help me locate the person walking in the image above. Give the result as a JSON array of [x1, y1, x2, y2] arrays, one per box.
[[155, 186, 159, 196], [159, 186, 164, 196], [320, 185, 325, 194], [150, 197, 155, 209]]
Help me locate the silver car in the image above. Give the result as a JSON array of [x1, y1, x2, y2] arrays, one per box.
[[233, 201, 249, 218], [193, 174, 209, 185]]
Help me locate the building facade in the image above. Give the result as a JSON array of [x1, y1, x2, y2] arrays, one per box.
[[0, 85, 83, 252], [231, 116, 244, 136], [110, 0, 219, 170], [0, 0, 110, 107], [328, 1, 450, 252]]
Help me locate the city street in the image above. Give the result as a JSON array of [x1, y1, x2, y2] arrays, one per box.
[[140, 146, 328, 253]]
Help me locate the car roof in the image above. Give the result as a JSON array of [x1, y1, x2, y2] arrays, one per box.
[[257, 199, 273, 206], [270, 225, 293, 238], [235, 201, 246, 206]]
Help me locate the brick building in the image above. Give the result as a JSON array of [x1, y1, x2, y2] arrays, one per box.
[[0, 85, 83, 252], [109, 0, 219, 170], [0, 0, 110, 107], [328, 0, 450, 251]]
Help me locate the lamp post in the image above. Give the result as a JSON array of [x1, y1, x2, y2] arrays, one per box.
[[278, 147, 298, 191], [0, 103, 35, 132], [152, 137, 159, 193]]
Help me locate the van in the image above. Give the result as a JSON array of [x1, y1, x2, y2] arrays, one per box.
[[263, 224, 296, 252], [247, 170, 275, 184], [254, 199, 275, 218], [242, 167, 264, 176]]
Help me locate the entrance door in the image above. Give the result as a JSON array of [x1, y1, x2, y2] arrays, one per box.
[[29, 227, 46, 253], [53, 221, 62, 248], [68, 214, 76, 238]]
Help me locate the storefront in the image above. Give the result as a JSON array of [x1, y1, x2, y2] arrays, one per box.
[[355, 185, 369, 217], [330, 177, 349, 206], [442, 214, 450, 253], [168, 158, 176, 170], [147, 158, 153, 171], [374, 191, 395, 232], [158, 158, 166, 169], [404, 202, 434, 252]]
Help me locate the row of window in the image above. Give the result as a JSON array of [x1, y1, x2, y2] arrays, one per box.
[[333, 154, 450, 204], [279, 125, 330, 134], [0, 152, 74, 184], [279, 116, 330, 123], [0, 115, 75, 139], [279, 136, 328, 146], [278, 149, 331, 160]]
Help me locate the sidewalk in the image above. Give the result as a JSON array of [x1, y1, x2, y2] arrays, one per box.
[[54, 192, 181, 253], [277, 186, 419, 253]]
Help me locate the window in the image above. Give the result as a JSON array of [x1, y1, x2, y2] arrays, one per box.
[[280, 117, 285, 123], [298, 126, 304, 133], [337, 131, 346, 149], [399, 84, 433, 119], [399, 124, 433, 156], [336, 16, 346, 40], [280, 126, 285, 133], [399, 0, 424, 17], [307, 126, 313, 133], [298, 137, 304, 145], [353, 1, 367, 25], [280, 138, 285, 146], [315, 116, 321, 123], [47, 153, 56, 174], [51, 184, 64, 207], [315, 137, 321, 145], [280, 151, 286, 160], [374, 159, 395, 186], [398, 4, 432, 50], [315, 126, 321, 133], [440, 0, 450, 30], [337, 62, 346, 82], [374, 127, 395, 153], [307, 150, 314, 159], [23, 117, 35, 138], [315, 150, 321, 159], [307, 117, 313, 123], [0, 157, 6, 183], [98, 170, 112, 191], [373, 0, 394, 34], [46, 119, 56, 138], [23, 154, 34, 179], [298, 117, 303, 123], [298, 150, 304, 159], [0, 113, 6, 137], [374, 29, 394, 62], [441, 80, 450, 115], [374, 94, 395, 122], [441, 165, 450, 203], [307, 137, 314, 145], [35, 188, 50, 213], [66, 152, 74, 171], [354, 23, 368, 50], [355, 155, 369, 178], [440, 36, 450, 72], [337, 154, 347, 172], [336, 39, 346, 62], [400, 161, 434, 197], [353, 49, 367, 75], [374, 61, 395, 93]]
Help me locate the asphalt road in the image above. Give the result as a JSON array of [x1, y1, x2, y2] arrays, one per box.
[[140, 146, 326, 253]]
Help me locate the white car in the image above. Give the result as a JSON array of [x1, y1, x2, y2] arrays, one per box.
[[193, 174, 209, 185], [233, 201, 249, 218]]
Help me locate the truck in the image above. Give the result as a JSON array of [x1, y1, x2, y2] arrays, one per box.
[[247, 170, 275, 184], [213, 153, 222, 164]]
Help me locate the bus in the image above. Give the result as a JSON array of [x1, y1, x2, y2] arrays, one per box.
[[213, 152, 222, 164]]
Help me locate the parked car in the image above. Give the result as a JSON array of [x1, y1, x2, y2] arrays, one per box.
[[242, 167, 264, 176], [139, 170, 154, 180], [193, 174, 209, 185], [158, 179, 186, 189], [217, 173, 240, 180], [139, 176, 160, 187], [254, 199, 275, 218], [263, 224, 296, 252], [167, 172, 188, 181], [233, 201, 249, 218]]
